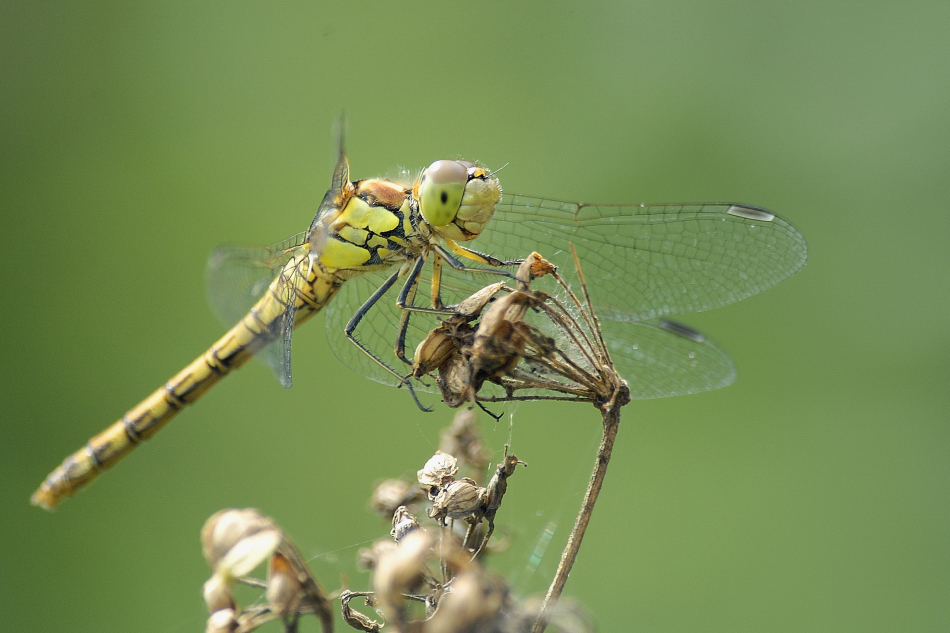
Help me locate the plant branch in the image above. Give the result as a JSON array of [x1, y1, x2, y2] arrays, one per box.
[[532, 386, 625, 633]]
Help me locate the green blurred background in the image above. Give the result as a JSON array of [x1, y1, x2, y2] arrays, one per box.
[[2, 1, 948, 631]]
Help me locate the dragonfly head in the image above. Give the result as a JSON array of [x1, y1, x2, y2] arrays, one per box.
[[416, 160, 500, 242]]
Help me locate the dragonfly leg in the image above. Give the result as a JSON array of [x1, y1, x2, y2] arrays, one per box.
[[344, 265, 432, 412], [393, 256, 425, 367], [392, 252, 487, 365], [430, 253, 444, 310], [440, 238, 522, 268], [394, 255, 468, 318], [432, 244, 516, 279], [393, 248, 514, 368], [475, 400, 503, 421]]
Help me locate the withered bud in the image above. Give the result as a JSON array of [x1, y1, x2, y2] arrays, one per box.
[[202, 574, 235, 613], [216, 527, 282, 578], [390, 505, 420, 543], [205, 608, 238, 633], [266, 552, 302, 619], [201, 508, 277, 569], [479, 290, 532, 329], [411, 329, 459, 378], [432, 528, 473, 572], [340, 590, 382, 633], [417, 451, 458, 489], [484, 453, 527, 512], [356, 539, 398, 571], [424, 570, 509, 633], [454, 281, 508, 317], [373, 529, 434, 623], [439, 409, 490, 472], [370, 478, 423, 516], [515, 252, 556, 289], [436, 351, 476, 409], [430, 478, 483, 523]]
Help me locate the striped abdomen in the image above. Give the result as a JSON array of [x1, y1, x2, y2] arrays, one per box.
[[31, 254, 341, 509]]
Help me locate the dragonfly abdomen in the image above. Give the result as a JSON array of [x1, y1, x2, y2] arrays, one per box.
[[31, 261, 341, 509]]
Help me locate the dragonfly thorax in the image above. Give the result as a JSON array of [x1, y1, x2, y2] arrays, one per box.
[[311, 177, 426, 273]]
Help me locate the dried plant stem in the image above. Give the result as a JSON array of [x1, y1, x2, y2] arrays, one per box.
[[532, 388, 625, 633]]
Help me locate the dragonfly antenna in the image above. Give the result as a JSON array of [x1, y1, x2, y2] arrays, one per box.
[[488, 163, 509, 178]]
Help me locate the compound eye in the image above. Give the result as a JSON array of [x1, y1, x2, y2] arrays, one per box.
[[419, 160, 467, 227]]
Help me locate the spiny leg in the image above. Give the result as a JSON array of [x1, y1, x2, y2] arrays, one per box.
[[344, 265, 431, 412], [387, 245, 524, 397], [390, 249, 509, 366], [432, 243, 518, 279], [430, 254, 444, 310], [393, 244, 517, 370], [440, 238, 522, 268], [393, 256, 425, 367]]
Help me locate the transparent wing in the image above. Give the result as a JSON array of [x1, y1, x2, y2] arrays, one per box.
[[323, 271, 435, 393], [599, 318, 735, 399], [324, 268, 409, 389], [471, 195, 807, 321], [324, 194, 801, 401], [477, 315, 734, 401], [206, 232, 308, 387], [323, 257, 512, 395], [323, 258, 735, 400]]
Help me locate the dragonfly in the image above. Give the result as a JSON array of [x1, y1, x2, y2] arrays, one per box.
[[31, 139, 807, 510]]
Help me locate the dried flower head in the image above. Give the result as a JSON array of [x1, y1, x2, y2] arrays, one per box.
[[438, 408, 490, 474], [429, 478, 483, 524], [201, 508, 278, 571], [370, 478, 425, 517], [373, 529, 435, 627], [205, 607, 239, 633], [417, 451, 459, 490], [356, 539, 398, 571], [391, 505, 420, 543], [199, 509, 333, 633], [414, 251, 631, 410], [266, 552, 302, 620]]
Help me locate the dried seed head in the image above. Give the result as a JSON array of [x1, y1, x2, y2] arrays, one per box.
[[373, 529, 434, 623], [370, 478, 423, 516], [439, 409, 490, 473], [266, 552, 302, 619], [454, 281, 508, 317], [424, 570, 509, 633], [418, 249, 634, 409], [356, 539, 398, 571], [411, 329, 459, 378], [202, 574, 235, 613], [390, 505, 420, 543], [216, 527, 282, 578], [468, 293, 533, 375], [430, 478, 483, 523], [436, 351, 477, 408], [201, 508, 276, 569], [412, 281, 509, 381], [205, 608, 238, 633], [417, 451, 459, 490]]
